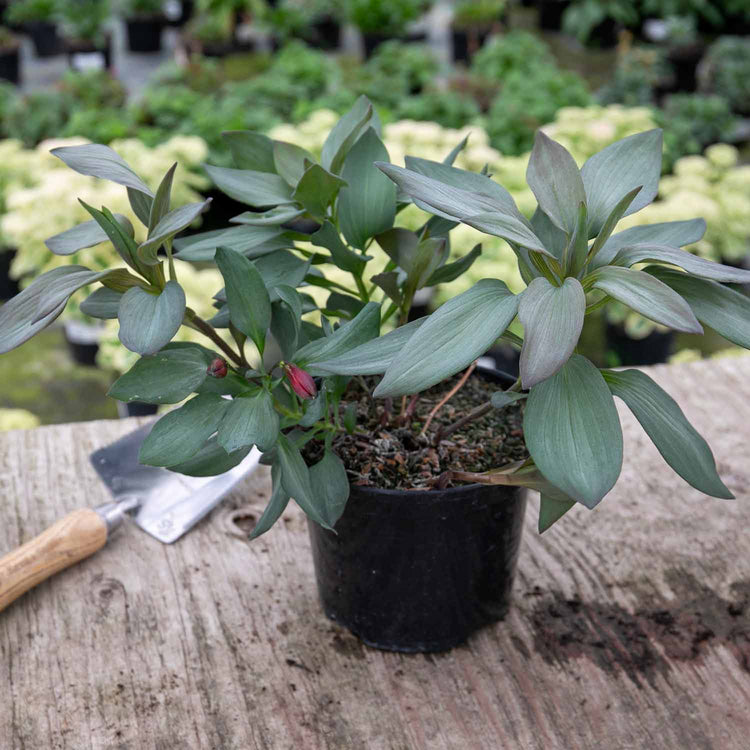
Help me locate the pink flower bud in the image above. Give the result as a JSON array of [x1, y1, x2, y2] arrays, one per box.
[[285, 363, 317, 399], [207, 357, 228, 378]]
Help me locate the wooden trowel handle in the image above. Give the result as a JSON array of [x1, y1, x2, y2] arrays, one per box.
[[0, 509, 108, 613]]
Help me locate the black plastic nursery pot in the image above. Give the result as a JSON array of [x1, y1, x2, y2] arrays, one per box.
[[125, 16, 166, 53], [536, 0, 570, 31], [307, 367, 528, 653], [26, 21, 62, 57], [0, 44, 20, 85], [117, 400, 159, 418], [301, 15, 341, 50], [451, 27, 492, 64], [308, 483, 527, 653], [666, 43, 705, 93], [66, 35, 112, 72], [605, 322, 675, 366], [0, 249, 20, 301], [362, 31, 427, 59]]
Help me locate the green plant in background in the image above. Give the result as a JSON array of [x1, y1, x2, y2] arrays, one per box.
[[3, 90, 70, 148], [656, 94, 738, 173], [395, 89, 481, 130], [3, 98, 749, 535], [641, 0, 722, 27], [485, 67, 593, 155], [0, 25, 19, 49], [471, 31, 554, 81], [453, 0, 506, 29], [562, 0, 640, 45], [58, 69, 127, 109], [699, 36, 750, 116], [4, 0, 57, 24], [346, 0, 424, 35], [121, 0, 166, 17], [59, 0, 111, 43], [597, 47, 671, 106]]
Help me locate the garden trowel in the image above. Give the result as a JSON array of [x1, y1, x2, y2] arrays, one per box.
[[0, 422, 261, 613]]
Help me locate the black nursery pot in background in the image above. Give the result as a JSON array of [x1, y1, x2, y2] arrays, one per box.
[[0, 249, 20, 301], [308, 483, 527, 653], [452, 27, 491, 64], [536, 0, 570, 31], [362, 31, 427, 59], [27, 21, 62, 57], [0, 43, 20, 85], [66, 35, 113, 71], [126, 16, 165, 53], [605, 322, 675, 366]]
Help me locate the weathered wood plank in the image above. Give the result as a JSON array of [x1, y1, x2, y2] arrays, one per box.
[[1, 358, 749, 749]]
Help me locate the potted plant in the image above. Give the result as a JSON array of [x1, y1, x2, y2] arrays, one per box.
[[59, 0, 113, 71], [4, 0, 62, 57], [183, 0, 251, 56], [0, 24, 19, 83], [346, 0, 427, 58], [122, 0, 167, 53], [2, 98, 748, 652], [451, 0, 506, 64]]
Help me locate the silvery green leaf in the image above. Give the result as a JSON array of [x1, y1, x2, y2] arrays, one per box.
[[255, 249, 311, 295], [591, 266, 702, 333], [585, 186, 642, 268], [204, 164, 295, 207], [518, 277, 585, 389], [0, 269, 74, 353], [118, 281, 186, 355], [215, 246, 270, 354], [167, 436, 251, 477], [173, 225, 289, 262], [128, 187, 153, 227], [603, 369, 732, 499], [45, 215, 133, 256], [580, 129, 662, 236], [374, 279, 519, 398], [310, 221, 365, 274], [593, 218, 706, 268], [273, 141, 317, 186], [139, 394, 228, 466], [405, 156, 519, 215], [230, 206, 305, 226], [612, 243, 750, 283], [338, 129, 396, 250], [490, 390, 526, 408], [218, 390, 279, 453], [248, 462, 290, 540], [292, 163, 346, 219], [310, 317, 426, 376], [299, 385, 327, 427], [79, 201, 140, 270], [321, 95, 374, 174], [370, 271, 402, 304], [51, 143, 153, 196], [108, 346, 210, 404], [276, 433, 333, 530], [646, 267, 750, 349], [80, 287, 122, 319], [309, 450, 349, 527], [442, 135, 469, 166], [426, 244, 482, 286], [325, 292, 365, 318], [526, 131, 586, 234], [530, 208, 566, 261], [148, 163, 177, 233], [375, 228, 417, 268], [539, 495, 576, 533], [33, 267, 123, 322], [138, 199, 212, 265], [376, 162, 550, 255], [524, 355, 623, 509], [295, 302, 381, 365], [222, 130, 276, 172]]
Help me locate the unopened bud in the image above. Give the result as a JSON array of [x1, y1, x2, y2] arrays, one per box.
[[207, 357, 228, 378], [284, 363, 317, 399]]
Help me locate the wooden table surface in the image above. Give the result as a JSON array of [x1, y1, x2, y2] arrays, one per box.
[[1, 358, 749, 750]]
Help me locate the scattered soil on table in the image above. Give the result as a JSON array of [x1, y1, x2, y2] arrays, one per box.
[[302, 371, 527, 491], [526, 569, 750, 688]]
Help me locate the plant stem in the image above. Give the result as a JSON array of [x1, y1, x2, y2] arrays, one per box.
[[185, 308, 244, 367], [437, 376, 521, 443], [354, 273, 370, 302], [421, 360, 477, 437]]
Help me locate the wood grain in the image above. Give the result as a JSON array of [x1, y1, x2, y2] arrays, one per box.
[[0, 358, 749, 749], [0, 508, 107, 613]]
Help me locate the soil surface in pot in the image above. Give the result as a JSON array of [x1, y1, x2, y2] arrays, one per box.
[[303, 372, 527, 490]]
